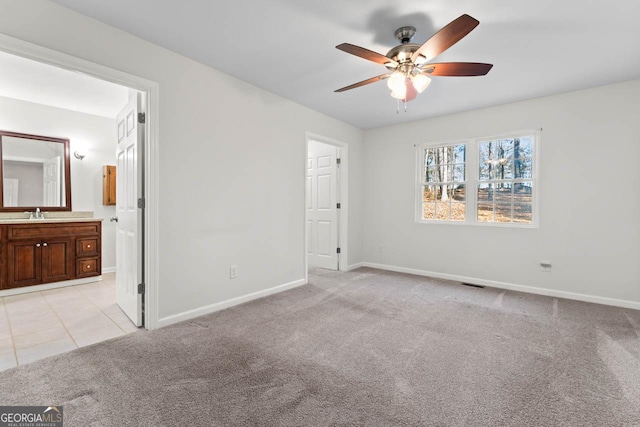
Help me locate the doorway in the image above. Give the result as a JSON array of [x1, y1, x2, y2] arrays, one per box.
[[305, 133, 348, 279], [0, 33, 159, 330]]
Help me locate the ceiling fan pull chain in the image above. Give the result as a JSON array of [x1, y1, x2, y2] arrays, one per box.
[[396, 98, 400, 114], [404, 99, 408, 113]]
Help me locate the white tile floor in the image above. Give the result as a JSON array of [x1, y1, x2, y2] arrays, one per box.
[[0, 273, 138, 371]]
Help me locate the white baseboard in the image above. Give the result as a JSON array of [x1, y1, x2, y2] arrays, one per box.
[[362, 262, 640, 311], [102, 266, 116, 274], [0, 276, 103, 297], [157, 278, 307, 328], [345, 262, 365, 271]]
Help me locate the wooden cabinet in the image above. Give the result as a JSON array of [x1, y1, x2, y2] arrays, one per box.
[[102, 165, 116, 206], [1, 221, 101, 289]]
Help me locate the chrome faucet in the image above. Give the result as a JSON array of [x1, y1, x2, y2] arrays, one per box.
[[27, 208, 44, 220]]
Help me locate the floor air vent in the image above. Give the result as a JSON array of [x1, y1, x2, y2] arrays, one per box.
[[461, 282, 485, 289]]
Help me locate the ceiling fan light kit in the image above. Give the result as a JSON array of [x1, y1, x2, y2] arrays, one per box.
[[335, 14, 493, 113]]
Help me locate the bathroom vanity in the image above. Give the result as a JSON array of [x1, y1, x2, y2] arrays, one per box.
[[0, 130, 103, 291], [0, 217, 102, 290]]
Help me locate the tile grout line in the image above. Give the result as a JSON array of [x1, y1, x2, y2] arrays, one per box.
[[72, 280, 130, 335], [40, 290, 81, 352], [1, 296, 19, 367]]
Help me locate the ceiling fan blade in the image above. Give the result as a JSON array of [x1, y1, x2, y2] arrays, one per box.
[[421, 62, 493, 76], [334, 74, 391, 92], [411, 14, 479, 63], [336, 43, 398, 68]]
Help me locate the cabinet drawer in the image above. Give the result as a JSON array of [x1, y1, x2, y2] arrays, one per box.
[[8, 222, 100, 240], [77, 257, 100, 277], [77, 238, 99, 257]]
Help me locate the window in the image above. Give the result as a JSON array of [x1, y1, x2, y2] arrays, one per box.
[[417, 131, 537, 226], [420, 144, 466, 221]]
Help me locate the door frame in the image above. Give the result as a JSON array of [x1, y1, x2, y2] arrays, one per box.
[[0, 33, 161, 330], [304, 132, 348, 283]]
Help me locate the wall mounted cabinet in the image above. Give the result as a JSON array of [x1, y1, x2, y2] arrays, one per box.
[[102, 165, 116, 206]]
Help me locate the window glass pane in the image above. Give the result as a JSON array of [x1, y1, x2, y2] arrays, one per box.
[[479, 142, 491, 179], [494, 203, 513, 223], [514, 182, 533, 204], [440, 163, 452, 182], [493, 159, 513, 180], [477, 183, 493, 202], [514, 137, 533, 159], [494, 182, 512, 203], [453, 163, 465, 181], [454, 145, 466, 164], [495, 139, 514, 160], [423, 185, 437, 202], [423, 203, 436, 220], [513, 203, 532, 223], [513, 157, 532, 179], [451, 184, 465, 202], [425, 166, 436, 182], [435, 202, 451, 221], [424, 149, 436, 166], [477, 203, 493, 222], [451, 202, 465, 221]]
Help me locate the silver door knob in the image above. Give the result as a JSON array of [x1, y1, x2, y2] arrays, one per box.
[[110, 217, 118, 222]]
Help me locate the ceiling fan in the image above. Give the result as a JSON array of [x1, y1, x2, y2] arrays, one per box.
[[334, 14, 493, 107]]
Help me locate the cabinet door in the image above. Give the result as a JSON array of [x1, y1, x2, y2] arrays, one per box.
[[41, 238, 75, 284], [103, 165, 116, 205], [7, 240, 42, 288]]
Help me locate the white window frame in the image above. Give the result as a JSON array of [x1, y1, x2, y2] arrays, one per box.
[[415, 130, 540, 228]]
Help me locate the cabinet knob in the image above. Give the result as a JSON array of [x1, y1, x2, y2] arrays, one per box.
[[43, 243, 48, 247], [86, 264, 91, 269], [36, 243, 41, 247], [87, 245, 91, 248]]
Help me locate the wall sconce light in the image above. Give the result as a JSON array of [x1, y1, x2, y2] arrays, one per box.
[[74, 150, 86, 160]]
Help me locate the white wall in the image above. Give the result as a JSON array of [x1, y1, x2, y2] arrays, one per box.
[[0, 95, 117, 270], [363, 80, 640, 306], [0, 0, 364, 323]]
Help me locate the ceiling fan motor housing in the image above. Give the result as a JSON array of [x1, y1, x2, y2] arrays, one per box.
[[386, 26, 421, 69]]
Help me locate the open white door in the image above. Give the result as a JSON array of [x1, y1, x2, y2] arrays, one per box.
[[307, 141, 339, 270], [43, 156, 61, 206], [3, 179, 18, 207], [115, 94, 143, 326]]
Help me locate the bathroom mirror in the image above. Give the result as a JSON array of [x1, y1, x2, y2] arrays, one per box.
[[0, 130, 72, 211]]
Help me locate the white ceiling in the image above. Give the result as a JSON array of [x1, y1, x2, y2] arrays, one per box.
[[0, 50, 129, 118], [50, 0, 640, 129]]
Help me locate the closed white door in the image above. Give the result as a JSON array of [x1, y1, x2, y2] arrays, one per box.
[[115, 94, 143, 326], [42, 156, 61, 206], [307, 141, 339, 270]]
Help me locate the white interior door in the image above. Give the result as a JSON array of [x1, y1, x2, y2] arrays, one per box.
[[115, 94, 143, 326], [307, 141, 339, 270], [42, 156, 61, 206], [3, 179, 18, 207]]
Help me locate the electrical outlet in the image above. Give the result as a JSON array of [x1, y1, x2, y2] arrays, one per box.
[[230, 265, 238, 279]]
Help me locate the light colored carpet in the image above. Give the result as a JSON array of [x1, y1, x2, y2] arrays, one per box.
[[1, 267, 640, 426]]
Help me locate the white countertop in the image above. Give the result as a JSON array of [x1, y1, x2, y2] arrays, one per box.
[[0, 211, 101, 224]]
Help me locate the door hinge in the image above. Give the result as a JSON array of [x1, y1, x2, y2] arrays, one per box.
[[138, 112, 146, 124], [337, 203, 341, 209], [138, 283, 145, 294], [137, 198, 145, 209], [336, 158, 341, 165], [337, 247, 341, 254]]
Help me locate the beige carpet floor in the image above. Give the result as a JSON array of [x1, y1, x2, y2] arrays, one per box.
[[1, 267, 639, 426]]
